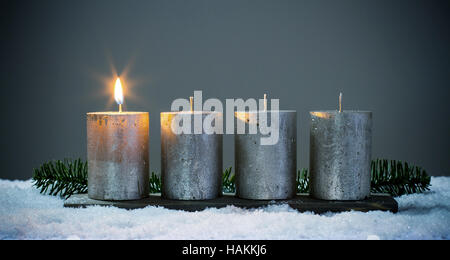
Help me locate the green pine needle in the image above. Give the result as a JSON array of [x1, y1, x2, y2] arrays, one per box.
[[222, 167, 236, 193], [370, 159, 431, 196], [297, 168, 310, 194], [32, 158, 431, 199], [149, 172, 161, 194], [32, 159, 88, 199]]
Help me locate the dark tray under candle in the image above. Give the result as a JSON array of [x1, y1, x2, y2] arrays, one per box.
[[64, 193, 398, 214]]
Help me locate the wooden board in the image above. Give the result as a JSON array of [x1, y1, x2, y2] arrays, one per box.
[[64, 193, 398, 214]]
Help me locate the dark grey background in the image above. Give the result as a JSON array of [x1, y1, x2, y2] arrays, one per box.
[[1, 0, 449, 180]]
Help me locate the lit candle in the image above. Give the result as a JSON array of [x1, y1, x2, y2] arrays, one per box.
[[309, 93, 372, 200], [235, 94, 297, 200], [87, 77, 149, 201], [160, 94, 223, 200]]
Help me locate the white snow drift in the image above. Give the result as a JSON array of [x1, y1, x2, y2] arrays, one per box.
[[0, 177, 449, 240]]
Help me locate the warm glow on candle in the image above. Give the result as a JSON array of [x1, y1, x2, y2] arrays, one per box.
[[311, 112, 332, 119], [114, 78, 124, 106]]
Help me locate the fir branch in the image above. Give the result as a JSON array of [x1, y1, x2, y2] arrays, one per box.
[[297, 168, 309, 193], [32, 159, 88, 199], [370, 159, 431, 196], [149, 172, 161, 194], [222, 167, 236, 193]]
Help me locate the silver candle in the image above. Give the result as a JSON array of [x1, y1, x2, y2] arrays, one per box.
[[309, 109, 372, 200], [160, 111, 223, 200], [87, 112, 150, 201], [235, 110, 297, 200]]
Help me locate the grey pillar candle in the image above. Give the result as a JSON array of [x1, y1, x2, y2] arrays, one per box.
[[160, 112, 223, 200], [87, 112, 150, 201], [309, 110, 372, 200], [235, 110, 297, 200]]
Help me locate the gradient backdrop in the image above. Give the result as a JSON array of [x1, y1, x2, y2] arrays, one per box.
[[1, 0, 449, 180]]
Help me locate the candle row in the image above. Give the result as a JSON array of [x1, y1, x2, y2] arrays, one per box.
[[87, 89, 372, 202]]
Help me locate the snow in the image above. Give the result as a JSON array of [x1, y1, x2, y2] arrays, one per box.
[[1, 177, 449, 240]]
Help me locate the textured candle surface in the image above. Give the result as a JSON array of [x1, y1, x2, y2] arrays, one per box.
[[235, 111, 297, 200], [160, 112, 223, 200], [87, 112, 149, 201], [310, 110, 372, 201]]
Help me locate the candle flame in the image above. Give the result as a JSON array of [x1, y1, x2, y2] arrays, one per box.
[[114, 77, 124, 105]]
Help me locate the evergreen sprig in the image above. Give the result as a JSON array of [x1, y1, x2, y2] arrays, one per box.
[[32, 159, 88, 199], [370, 159, 431, 196], [32, 158, 431, 199], [297, 168, 310, 194], [222, 167, 236, 193], [149, 172, 161, 194]]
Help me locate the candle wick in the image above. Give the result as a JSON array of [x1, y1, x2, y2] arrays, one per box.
[[119, 104, 123, 113], [190, 96, 193, 112], [339, 93, 342, 113], [264, 94, 267, 112]]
